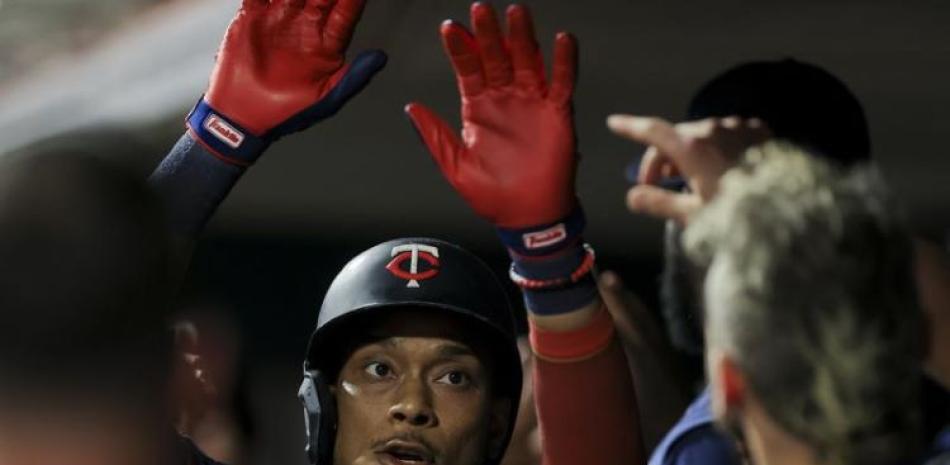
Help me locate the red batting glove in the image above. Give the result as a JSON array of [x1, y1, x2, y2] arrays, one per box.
[[405, 3, 579, 231], [190, 0, 386, 165]]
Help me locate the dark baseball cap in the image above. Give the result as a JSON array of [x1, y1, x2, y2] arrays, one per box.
[[687, 58, 871, 165]]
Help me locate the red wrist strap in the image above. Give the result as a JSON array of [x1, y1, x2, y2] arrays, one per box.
[[529, 303, 615, 362]]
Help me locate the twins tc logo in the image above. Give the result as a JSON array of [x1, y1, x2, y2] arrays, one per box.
[[386, 244, 440, 288]]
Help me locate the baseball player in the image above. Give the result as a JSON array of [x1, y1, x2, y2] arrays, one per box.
[[150, 1, 643, 464]]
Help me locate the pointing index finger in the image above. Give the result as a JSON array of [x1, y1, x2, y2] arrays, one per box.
[[607, 115, 684, 158]]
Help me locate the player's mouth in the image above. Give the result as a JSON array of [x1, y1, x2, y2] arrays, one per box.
[[376, 439, 435, 465]]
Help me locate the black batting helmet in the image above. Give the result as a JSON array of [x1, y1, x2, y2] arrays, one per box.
[[298, 238, 522, 465]]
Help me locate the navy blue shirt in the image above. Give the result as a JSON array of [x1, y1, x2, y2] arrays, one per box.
[[650, 386, 950, 465]]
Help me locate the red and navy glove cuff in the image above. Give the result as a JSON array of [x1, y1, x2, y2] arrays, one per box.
[[511, 242, 598, 315], [186, 97, 270, 167], [500, 207, 598, 316], [496, 207, 586, 258]]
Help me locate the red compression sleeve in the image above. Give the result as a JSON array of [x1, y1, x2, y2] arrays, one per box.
[[532, 305, 646, 465]]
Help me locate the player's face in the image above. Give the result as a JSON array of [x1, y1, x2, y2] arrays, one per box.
[[333, 326, 499, 465]]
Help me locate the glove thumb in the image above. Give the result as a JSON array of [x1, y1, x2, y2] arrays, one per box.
[[268, 50, 388, 139], [329, 49, 388, 105]]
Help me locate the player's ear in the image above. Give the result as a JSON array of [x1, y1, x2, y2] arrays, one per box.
[[488, 397, 512, 459], [709, 350, 747, 421]]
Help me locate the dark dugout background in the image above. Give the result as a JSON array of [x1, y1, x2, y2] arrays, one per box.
[[1, 0, 949, 464]]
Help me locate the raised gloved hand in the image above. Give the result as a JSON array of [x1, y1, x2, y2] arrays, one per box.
[[405, 3, 578, 239], [189, 0, 387, 165]]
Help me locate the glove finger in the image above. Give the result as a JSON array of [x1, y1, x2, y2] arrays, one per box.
[[548, 32, 577, 105], [441, 21, 486, 97], [471, 2, 513, 88], [625, 185, 699, 225], [506, 4, 545, 94], [405, 102, 464, 178], [323, 0, 367, 54]]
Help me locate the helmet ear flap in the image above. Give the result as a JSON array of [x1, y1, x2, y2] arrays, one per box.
[[298, 370, 337, 465]]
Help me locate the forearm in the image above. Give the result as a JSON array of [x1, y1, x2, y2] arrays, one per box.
[[514, 238, 645, 465], [148, 132, 246, 281], [533, 307, 646, 465]]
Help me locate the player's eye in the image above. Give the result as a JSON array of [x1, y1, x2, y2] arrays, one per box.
[[435, 370, 470, 387], [364, 362, 394, 379]]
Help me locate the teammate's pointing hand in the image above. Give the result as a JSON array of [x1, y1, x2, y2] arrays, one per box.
[[608, 115, 771, 225]]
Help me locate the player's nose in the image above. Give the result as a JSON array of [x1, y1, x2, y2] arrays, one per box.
[[388, 378, 437, 428]]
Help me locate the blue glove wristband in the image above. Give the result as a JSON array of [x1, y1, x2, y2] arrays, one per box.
[[499, 207, 597, 316], [496, 207, 586, 257], [186, 49, 388, 167], [186, 98, 270, 166]]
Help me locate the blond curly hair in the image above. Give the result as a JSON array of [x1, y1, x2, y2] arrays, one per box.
[[685, 142, 922, 465]]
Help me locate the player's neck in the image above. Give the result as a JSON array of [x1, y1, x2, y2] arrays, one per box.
[[742, 400, 818, 465]]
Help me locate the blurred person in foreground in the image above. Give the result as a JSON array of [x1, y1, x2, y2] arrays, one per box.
[[174, 310, 256, 465], [150, 1, 643, 464], [0, 149, 221, 465], [687, 144, 922, 465]]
